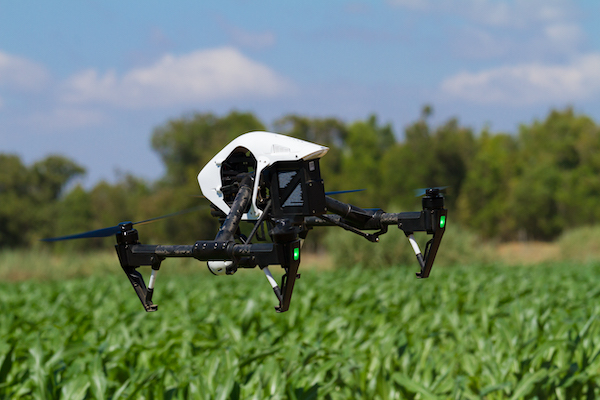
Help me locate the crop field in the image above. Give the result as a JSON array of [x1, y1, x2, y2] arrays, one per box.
[[2, 258, 600, 399]]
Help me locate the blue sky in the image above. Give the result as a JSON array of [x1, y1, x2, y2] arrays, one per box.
[[2, 0, 600, 185]]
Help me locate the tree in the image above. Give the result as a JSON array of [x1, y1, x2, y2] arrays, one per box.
[[381, 108, 476, 211], [340, 115, 395, 207], [273, 114, 348, 146], [459, 108, 600, 241], [0, 155, 32, 247], [30, 155, 86, 202], [510, 108, 600, 239], [0, 154, 85, 247], [457, 132, 518, 239]]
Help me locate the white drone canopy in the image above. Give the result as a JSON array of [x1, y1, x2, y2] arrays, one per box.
[[198, 131, 329, 220]]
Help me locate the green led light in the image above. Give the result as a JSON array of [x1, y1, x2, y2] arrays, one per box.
[[439, 215, 446, 229], [293, 247, 300, 261]]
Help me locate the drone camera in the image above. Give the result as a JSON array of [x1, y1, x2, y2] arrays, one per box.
[[266, 159, 326, 218]]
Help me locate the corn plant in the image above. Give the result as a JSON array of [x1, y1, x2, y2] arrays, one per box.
[[1, 262, 600, 399]]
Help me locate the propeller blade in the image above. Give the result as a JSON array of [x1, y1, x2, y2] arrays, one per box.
[[414, 186, 449, 197], [325, 189, 366, 195], [41, 224, 126, 242], [41, 206, 207, 242], [134, 206, 207, 226]]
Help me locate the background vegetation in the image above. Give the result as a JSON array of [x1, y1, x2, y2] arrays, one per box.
[[3, 106, 600, 252]]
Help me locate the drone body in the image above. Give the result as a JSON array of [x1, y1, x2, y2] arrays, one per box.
[[198, 131, 329, 220], [44, 132, 447, 313]]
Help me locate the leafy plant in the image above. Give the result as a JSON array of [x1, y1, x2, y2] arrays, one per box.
[[2, 260, 600, 398]]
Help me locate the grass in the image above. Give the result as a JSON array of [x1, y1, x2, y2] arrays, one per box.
[[2, 250, 600, 399], [0, 249, 118, 281]]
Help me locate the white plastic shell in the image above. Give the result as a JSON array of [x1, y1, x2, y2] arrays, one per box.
[[197, 131, 329, 220], [207, 260, 233, 275]]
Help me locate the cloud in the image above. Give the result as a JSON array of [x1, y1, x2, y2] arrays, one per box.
[[543, 23, 584, 51], [22, 107, 106, 131], [387, 0, 572, 28], [389, 0, 581, 61], [61, 47, 294, 108], [0, 50, 49, 91], [440, 53, 600, 105], [215, 17, 276, 50]]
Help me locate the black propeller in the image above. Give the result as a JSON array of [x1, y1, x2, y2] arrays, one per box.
[[414, 186, 448, 197], [41, 206, 206, 242], [325, 189, 366, 195]]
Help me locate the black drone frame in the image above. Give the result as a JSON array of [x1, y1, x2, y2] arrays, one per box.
[[113, 168, 447, 313]]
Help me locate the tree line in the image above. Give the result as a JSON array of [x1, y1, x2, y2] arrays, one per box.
[[1, 106, 599, 250]]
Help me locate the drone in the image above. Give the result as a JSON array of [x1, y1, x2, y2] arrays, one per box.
[[44, 132, 447, 313]]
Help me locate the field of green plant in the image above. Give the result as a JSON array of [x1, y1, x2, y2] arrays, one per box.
[[2, 255, 600, 399]]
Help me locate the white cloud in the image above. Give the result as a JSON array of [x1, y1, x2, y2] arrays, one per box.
[[25, 107, 106, 131], [544, 23, 584, 50], [451, 26, 512, 59], [389, 0, 581, 61], [387, 0, 428, 11], [388, 0, 572, 28], [441, 53, 600, 105], [215, 17, 276, 50], [61, 47, 294, 108], [0, 50, 49, 91]]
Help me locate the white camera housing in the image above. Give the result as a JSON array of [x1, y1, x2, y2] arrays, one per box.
[[197, 131, 329, 221]]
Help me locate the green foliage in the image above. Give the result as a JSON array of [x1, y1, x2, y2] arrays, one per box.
[[0, 154, 85, 248], [458, 107, 600, 240], [509, 109, 597, 239], [30, 155, 86, 203], [457, 132, 518, 239], [3, 262, 600, 398], [0, 155, 32, 247], [273, 114, 348, 146], [326, 219, 493, 269], [381, 111, 476, 211], [557, 225, 600, 263], [339, 115, 394, 207]]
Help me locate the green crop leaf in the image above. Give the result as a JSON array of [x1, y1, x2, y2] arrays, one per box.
[[393, 372, 440, 400], [509, 369, 549, 400], [479, 382, 511, 397], [60, 375, 90, 400], [0, 345, 14, 385]]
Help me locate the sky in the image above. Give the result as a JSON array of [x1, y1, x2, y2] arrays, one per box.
[[2, 0, 600, 186]]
